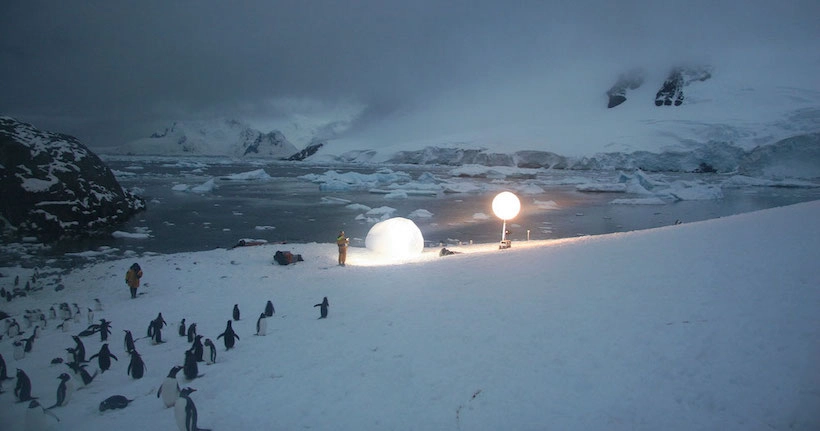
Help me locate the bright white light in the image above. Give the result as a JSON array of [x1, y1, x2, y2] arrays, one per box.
[[365, 217, 425, 258], [492, 191, 521, 220]]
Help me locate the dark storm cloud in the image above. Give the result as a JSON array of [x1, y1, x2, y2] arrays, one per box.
[[1, 0, 818, 146]]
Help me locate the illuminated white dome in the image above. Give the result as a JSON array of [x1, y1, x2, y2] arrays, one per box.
[[492, 191, 521, 220], [365, 217, 425, 258]]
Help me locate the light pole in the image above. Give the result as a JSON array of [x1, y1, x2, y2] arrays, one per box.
[[491, 191, 521, 249]]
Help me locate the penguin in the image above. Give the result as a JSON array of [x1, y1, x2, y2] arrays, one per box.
[[50, 357, 63, 365], [204, 339, 217, 365], [23, 331, 37, 352], [255, 313, 267, 336], [127, 349, 146, 379], [175, 387, 210, 431], [183, 349, 200, 381], [7, 318, 20, 336], [157, 365, 183, 408], [47, 373, 73, 409], [49, 305, 57, 320], [187, 323, 197, 343], [178, 319, 187, 337], [86, 307, 94, 325], [26, 399, 60, 430], [0, 353, 13, 381], [265, 300, 275, 317], [99, 395, 133, 411], [71, 335, 87, 363], [217, 320, 239, 350], [59, 318, 71, 333], [72, 303, 81, 323], [94, 298, 103, 311], [191, 335, 204, 362], [66, 362, 97, 386], [151, 318, 166, 344], [15, 368, 37, 402], [314, 296, 329, 319], [14, 340, 25, 360], [38, 313, 47, 329], [88, 343, 118, 373], [123, 329, 136, 353], [97, 319, 112, 341], [232, 304, 240, 321]]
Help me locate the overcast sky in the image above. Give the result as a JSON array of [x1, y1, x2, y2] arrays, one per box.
[[2, 0, 819, 149]]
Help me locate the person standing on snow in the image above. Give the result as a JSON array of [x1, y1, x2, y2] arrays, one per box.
[[125, 263, 143, 298], [336, 231, 349, 266]]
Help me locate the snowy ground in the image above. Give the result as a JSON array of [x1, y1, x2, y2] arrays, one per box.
[[1, 201, 818, 430]]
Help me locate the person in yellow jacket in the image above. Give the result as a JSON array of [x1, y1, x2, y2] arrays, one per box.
[[125, 263, 143, 299], [336, 231, 349, 266]]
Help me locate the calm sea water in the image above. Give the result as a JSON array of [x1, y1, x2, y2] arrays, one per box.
[[4, 157, 820, 269]]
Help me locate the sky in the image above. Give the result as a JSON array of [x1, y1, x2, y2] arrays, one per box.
[[0, 199, 818, 430], [2, 0, 819, 153]]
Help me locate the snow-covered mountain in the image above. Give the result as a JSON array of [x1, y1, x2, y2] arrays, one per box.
[[115, 119, 298, 158]]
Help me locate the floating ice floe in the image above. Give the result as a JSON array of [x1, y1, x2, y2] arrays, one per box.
[[346, 203, 371, 211], [533, 200, 560, 210], [222, 169, 272, 181], [576, 183, 627, 193], [255, 226, 276, 231], [321, 196, 352, 205], [472, 212, 490, 220], [610, 198, 667, 205], [407, 209, 434, 219]]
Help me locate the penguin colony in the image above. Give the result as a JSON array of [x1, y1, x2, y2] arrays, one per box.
[[0, 267, 332, 430]]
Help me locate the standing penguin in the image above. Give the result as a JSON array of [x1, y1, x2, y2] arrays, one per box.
[[186, 323, 197, 343], [191, 335, 204, 362], [94, 298, 103, 311], [14, 340, 25, 360], [203, 339, 217, 365], [157, 365, 183, 408], [23, 331, 37, 352], [86, 307, 94, 325], [216, 320, 239, 350], [47, 373, 73, 409], [314, 296, 329, 319], [175, 387, 209, 431], [183, 349, 200, 381], [255, 313, 267, 336], [265, 300, 275, 317], [89, 343, 118, 373], [178, 319, 187, 337], [232, 304, 240, 321], [71, 335, 87, 363], [25, 400, 60, 430], [98, 319, 112, 342], [15, 368, 36, 402], [123, 330, 136, 353], [0, 352, 12, 381], [127, 349, 146, 379], [151, 318, 166, 344]]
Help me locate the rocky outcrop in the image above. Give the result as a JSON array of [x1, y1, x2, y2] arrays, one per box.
[[654, 66, 712, 107], [606, 68, 646, 108], [286, 141, 324, 161], [0, 117, 146, 241]]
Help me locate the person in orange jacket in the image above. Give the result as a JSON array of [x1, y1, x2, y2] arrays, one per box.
[[125, 263, 143, 299], [336, 231, 349, 266]]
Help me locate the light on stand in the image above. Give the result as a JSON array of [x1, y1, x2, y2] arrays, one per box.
[[491, 191, 521, 249]]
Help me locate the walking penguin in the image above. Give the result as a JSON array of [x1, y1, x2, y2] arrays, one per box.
[[157, 365, 183, 408], [232, 304, 240, 321], [314, 297, 329, 319], [217, 320, 239, 350], [123, 330, 136, 353], [187, 323, 197, 343], [175, 387, 210, 431], [178, 319, 187, 337]]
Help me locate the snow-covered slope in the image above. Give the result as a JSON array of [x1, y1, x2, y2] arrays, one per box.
[[0, 201, 818, 430]]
